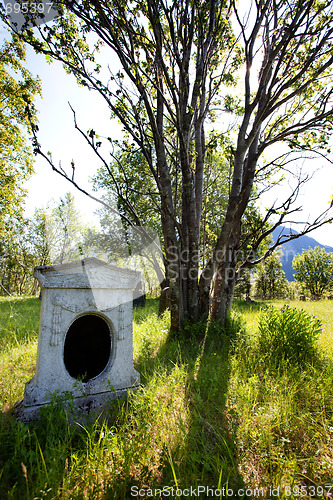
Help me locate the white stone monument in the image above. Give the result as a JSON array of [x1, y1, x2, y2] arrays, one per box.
[[16, 258, 141, 420]]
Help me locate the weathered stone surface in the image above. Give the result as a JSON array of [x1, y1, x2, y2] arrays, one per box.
[[16, 258, 141, 421]]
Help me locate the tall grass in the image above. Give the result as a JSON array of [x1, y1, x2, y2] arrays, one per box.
[[0, 297, 39, 410], [235, 299, 333, 356], [0, 297, 333, 498]]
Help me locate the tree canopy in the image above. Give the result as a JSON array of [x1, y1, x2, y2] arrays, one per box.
[[255, 249, 287, 300], [0, 35, 41, 235], [5, 0, 333, 330], [293, 246, 333, 298], [0, 193, 90, 296]]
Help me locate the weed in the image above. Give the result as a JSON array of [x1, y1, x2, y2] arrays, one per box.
[[257, 305, 322, 370]]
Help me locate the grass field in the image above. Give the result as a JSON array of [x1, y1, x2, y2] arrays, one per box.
[[235, 299, 333, 356], [0, 296, 333, 499]]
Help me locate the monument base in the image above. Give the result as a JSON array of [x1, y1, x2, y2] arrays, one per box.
[[12, 386, 140, 423]]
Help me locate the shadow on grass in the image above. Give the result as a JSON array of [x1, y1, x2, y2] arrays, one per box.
[[132, 311, 246, 497], [233, 298, 266, 313], [0, 297, 247, 499]]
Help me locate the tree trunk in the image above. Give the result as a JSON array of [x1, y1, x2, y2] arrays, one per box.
[[163, 233, 181, 332], [211, 244, 238, 322], [30, 277, 39, 296], [198, 260, 213, 319]]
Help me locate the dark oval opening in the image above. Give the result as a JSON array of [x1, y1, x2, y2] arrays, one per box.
[[64, 314, 111, 383]]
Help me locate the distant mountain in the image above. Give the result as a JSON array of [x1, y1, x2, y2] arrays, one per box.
[[272, 226, 333, 281]]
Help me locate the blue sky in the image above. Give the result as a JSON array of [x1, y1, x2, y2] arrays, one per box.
[[23, 43, 122, 226]]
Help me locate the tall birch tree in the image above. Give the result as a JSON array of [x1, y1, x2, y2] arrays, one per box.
[[5, 0, 333, 330]]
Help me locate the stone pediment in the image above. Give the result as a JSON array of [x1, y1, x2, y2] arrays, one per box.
[[34, 258, 141, 290]]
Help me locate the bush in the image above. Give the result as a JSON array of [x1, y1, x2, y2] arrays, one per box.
[[257, 306, 322, 369], [293, 246, 333, 298]]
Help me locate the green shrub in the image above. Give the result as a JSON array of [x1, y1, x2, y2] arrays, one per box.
[[257, 305, 322, 369]]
